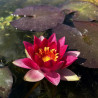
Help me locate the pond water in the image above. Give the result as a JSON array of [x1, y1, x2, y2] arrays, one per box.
[[0, 0, 98, 98]]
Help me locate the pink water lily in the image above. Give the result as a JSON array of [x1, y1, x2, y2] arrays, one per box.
[[13, 33, 80, 86]]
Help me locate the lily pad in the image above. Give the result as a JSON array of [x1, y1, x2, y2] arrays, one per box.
[[53, 22, 98, 68], [61, 1, 98, 21], [10, 5, 65, 31], [0, 67, 13, 98], [73, 21, 98, 68]]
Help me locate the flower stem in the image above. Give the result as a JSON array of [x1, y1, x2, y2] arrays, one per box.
[[25, 81, 40, 98]]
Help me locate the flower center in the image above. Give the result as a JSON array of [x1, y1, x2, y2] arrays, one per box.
[[36, 47, 59, 62]]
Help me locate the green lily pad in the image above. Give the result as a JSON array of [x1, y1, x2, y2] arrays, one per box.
[[53, 22, 98, 68], [0, 67, 13, 98], [61, 1, 98, 21]]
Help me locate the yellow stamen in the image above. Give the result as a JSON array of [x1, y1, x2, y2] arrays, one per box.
[[36, 47, 59, 62], [42, 56, 51, 62]]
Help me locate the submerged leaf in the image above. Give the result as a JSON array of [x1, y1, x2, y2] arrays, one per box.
[[53, 22, 98, 68], [0, 67, 13, 98], [11, 5, 65, 31], [61, 1, 98, 21]]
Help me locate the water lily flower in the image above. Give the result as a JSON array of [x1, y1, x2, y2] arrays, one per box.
[[13, 33, 80, 86]]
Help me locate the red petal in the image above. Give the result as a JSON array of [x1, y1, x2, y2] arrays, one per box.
[[23, 41, 34, 58], [48, 33, 57, 43], [40, 38, 48, 48], [34, 44, 39, 53], [41, 60, 55, 72], [48, 42, 57, 50], [34, 36, 41, 46], [51, 61, 64, 71], [44, 60, 53, 68], [34, 55, 44, 67]]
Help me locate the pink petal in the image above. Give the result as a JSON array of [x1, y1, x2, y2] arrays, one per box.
[[58, 36, 65, 48], [39, 36, 45, 41], [65, 51, 80, 57], [58, 68, 80, 81], [13, 58, 31, 69], [45, 72, 60, 86], [48, 33, 57, 43], [62, 55, 77, 68], [13, 58, 39, 70], [59, 45, 68, 58], [51, 61, 64, 71], [40, 67, 51, 73], [24, 69, 44, 82], [34, 36, 41, 46]]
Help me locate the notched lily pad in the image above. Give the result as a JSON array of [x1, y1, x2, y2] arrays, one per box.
[[0, 67, 13, 98], [61, 1, 98, 21], [53, 22, 98, 68], [10, 5, 65, 31]]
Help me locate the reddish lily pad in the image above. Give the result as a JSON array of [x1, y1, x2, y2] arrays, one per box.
[[53, 22, 98, 68], [61, 1, 98, 21], [0, 67, 13, 98], [10, 5, 65, 31]]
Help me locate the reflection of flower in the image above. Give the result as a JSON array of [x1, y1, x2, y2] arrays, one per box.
[[13, 33, 80, 86]]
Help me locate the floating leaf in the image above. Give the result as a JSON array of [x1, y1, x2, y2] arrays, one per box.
[[61, 1, 98, 21], [11, 5, 65, 31], [53, 22, 98, 68], [0, 67, 13, 98], [73, 21, 98, 68], [12, 5, 61, 16]]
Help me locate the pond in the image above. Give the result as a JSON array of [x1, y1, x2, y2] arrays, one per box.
[[0, 0, 98, 98]]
